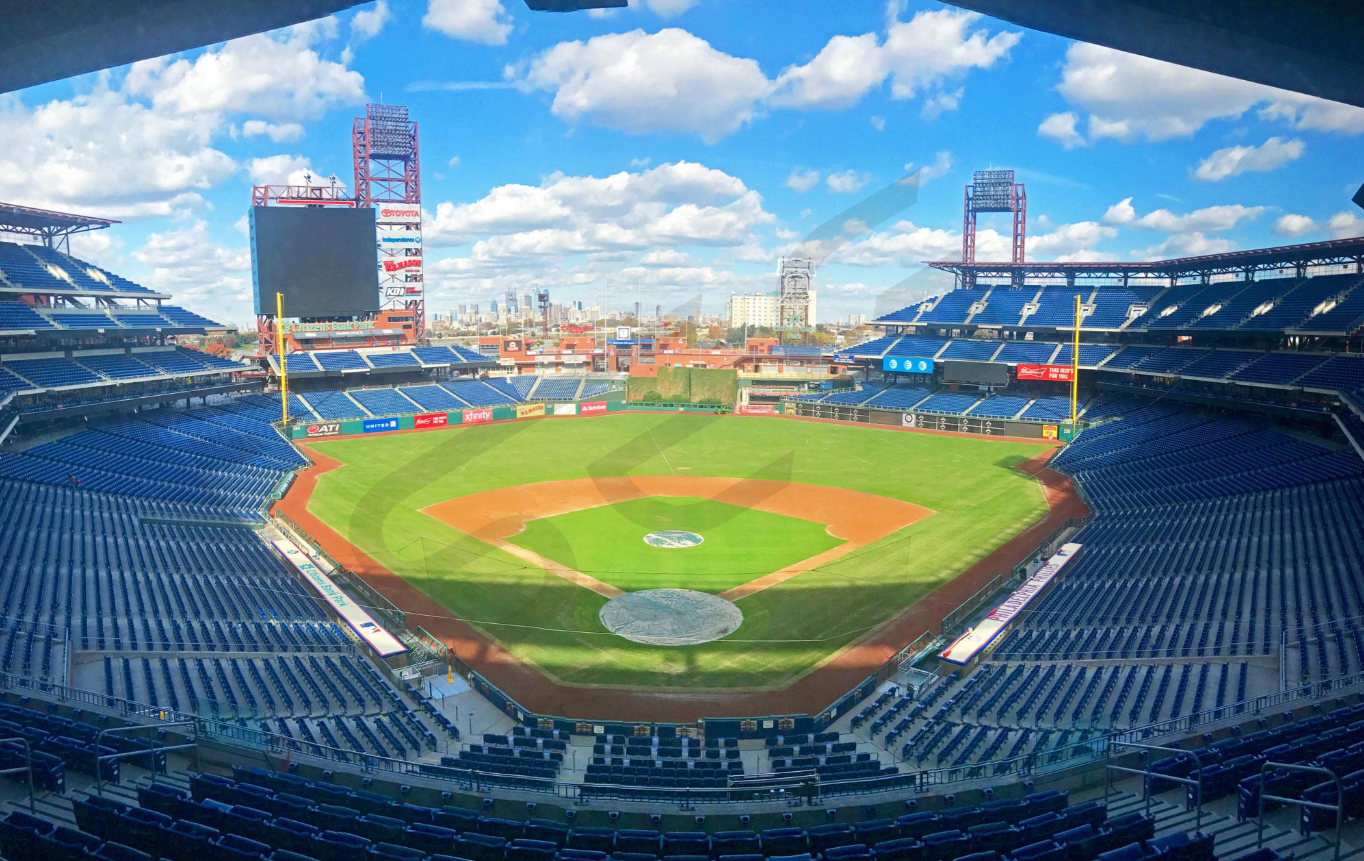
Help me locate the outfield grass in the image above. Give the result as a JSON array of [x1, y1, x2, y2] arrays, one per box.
[[510, 496, 844, 595], [306, 413, 1050, 689]]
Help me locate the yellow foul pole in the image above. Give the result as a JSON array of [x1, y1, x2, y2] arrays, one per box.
[[276, 291, 289, 426], [1070, 293, 1080, 429]]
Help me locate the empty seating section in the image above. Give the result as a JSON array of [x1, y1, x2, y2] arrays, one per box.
[[1176, 351, 1262, 379], [138, 348, 230, 375], [441, 380, 519, 407], [350, 388, 418, 417], [1100, 347, 1166, 371], [413, 346, 459, 364], [1228, 353, 1327, 386], [7, 357, 102, 387], [0, 241, 71, 290], [887, 336, 949, 358], [971, 288, 1033, 326], [1023, 288, 1087, 327], [1188, 279, 1291, 330], [506, 376, 538, 399], [969, 395, 1031, 418], [277, 353, 321, 374], [1147, 283, 1243, 330], [532, 377, 581, 400], [864, 386, 929, 409], [1130, 348, 1207, 375], [1019, 397, 1072, 421], [450, 345, 492, 363], [399, 384, 465, 411], [918, 289, 984, 324], [159, 305, 222, 328], [940, 340, 1002, 361], [579, 380, 616, 399], [367, 351, 421, 368], [1084, 286, 1160, 329], [111, 311, 173, 327], [46, 311, 113, 329], [1297, 283, 1364, 332], [1298, 356, 1364, 393], [845, 335, 900, 357], [915, 392, 981, 415], [77, 354, 158, 380], [313, 350, 369, 371], [304, 391, 368, 420], [874, 303, 921, 322], [823, 384, 883, 405], [995, 342, 1060, 364], [1051, 344, 1115, 367], [0, 301, 55, 330], [0, 367, 32, 396], [1240, 276, 1344, 331]]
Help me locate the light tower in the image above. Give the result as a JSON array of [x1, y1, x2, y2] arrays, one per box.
[[353, 104, 426, 342], [777, 257, 814, 340], [962, 169, 1026, 285]]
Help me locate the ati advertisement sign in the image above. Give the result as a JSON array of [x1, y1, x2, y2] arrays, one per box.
[[883, 356, 935, 374], [304, 421, 342, 438], [516, 403, 546, 419], [580, 401, 609, 415], [1017, 363, 1076, 383], [940, 542, 1084, 665], [375, 203, 421, 223], [463, 408, 493, 424], [362, 417, 399, 434], [414, 412, 448, 429]]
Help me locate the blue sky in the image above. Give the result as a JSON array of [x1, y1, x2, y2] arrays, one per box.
[[3, 0, 1362, 326]]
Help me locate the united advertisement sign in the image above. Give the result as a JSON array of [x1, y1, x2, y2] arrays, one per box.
[[362, 417, 399, 434]]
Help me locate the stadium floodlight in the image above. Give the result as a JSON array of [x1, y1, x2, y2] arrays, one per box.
[[963, 169, 1026, 271]]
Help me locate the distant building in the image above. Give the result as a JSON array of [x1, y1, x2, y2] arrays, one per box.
[[726, 292, 818, 328]]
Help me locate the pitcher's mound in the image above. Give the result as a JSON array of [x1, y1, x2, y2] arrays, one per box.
[[599, 589, 743, 646]]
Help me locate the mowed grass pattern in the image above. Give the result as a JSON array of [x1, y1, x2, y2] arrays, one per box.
[[510, 497, 844, 595], [306, 414, 1050, 689]]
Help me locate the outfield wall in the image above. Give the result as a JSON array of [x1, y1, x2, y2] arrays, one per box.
[[289, 397, 620, 440], [789, 400, 1078, 441]]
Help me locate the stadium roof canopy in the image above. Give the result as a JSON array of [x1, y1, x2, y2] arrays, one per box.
[[948, 0, 1364, 109], [0, 202, 117, 242], [927, 236, 1364, 281], [0, 0, 625, 94]]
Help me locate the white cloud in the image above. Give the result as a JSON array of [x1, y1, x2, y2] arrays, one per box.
[[519, 29, 770, 143], [1045, 43, 1364, 146], [1193, 136, 1304, 181], [640, 249, 690, 266], [247, 154, 315, 185], [127, 24, 365, 120], [132, 220, 252, 320], [870, 115, 886, 132], [1038, 111, 1085, 149], [1102, 197, 1135, 225], [424, 0, 512, 45], [785, 168, 821, 193], [0, 86, 233, 219], [1272, 214, 1316, 237], [351, 1, 390, 42], [1326, 212, 1364, 240], [826, 170, 871, 194], [921, 87, 963, 119], [241, 120, 305, 142], [1133, 203, 1267, 232], [639, 0, 698, 18], [1132, 232, 1237, 260], [447, 156, 462, 169], [1027, 221, 1117, 259], [904, 150, 953, 184], [770, 8, 1018, 113]]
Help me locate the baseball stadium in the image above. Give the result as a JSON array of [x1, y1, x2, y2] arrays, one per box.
[[0, 2, 1362, 861]]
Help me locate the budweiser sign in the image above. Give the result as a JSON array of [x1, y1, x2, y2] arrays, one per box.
[[1017, 363, 1075, 383]]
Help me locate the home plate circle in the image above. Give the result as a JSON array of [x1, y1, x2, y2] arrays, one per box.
[[599, 589, 743, 646], [643, 530, 704, 548]]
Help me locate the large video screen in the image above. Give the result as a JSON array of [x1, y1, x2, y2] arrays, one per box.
[[942, 359, 1009, 387], [251, 206, 379, 318]]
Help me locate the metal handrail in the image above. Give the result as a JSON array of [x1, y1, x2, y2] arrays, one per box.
[[0, 736, 35, 813], [93, 720, 199, 797], [1256, 761, 1343, 861], [1105, 741, 1205, 832]]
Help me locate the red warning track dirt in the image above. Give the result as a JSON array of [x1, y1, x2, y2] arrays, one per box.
[[273, 416, 1087, 723]]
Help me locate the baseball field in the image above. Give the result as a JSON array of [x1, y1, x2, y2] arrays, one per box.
[[297, 413, 1053, 693]]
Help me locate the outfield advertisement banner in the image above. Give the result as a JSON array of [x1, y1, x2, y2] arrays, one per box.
[[414, 413, 448, 428], [303, 421, 342, 438], [883, 356, 934, 374], [739, 404, 776, 415], [1017, 363, 1076, 382], [362, 417, 400, 434], [580, 401, 609, 415], [463, 408, 493, 424], [940, 542, 1084, 665], [553, 403, 578, 416], [271, 538, 407, 658], [516, 403, 546, 419]]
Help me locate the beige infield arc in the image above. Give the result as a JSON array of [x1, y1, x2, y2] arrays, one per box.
[[421, 475, 933, 601]]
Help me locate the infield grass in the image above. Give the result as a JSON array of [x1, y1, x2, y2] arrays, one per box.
[[511, 497, 844, 595], [305, 413, 1051, 689]]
